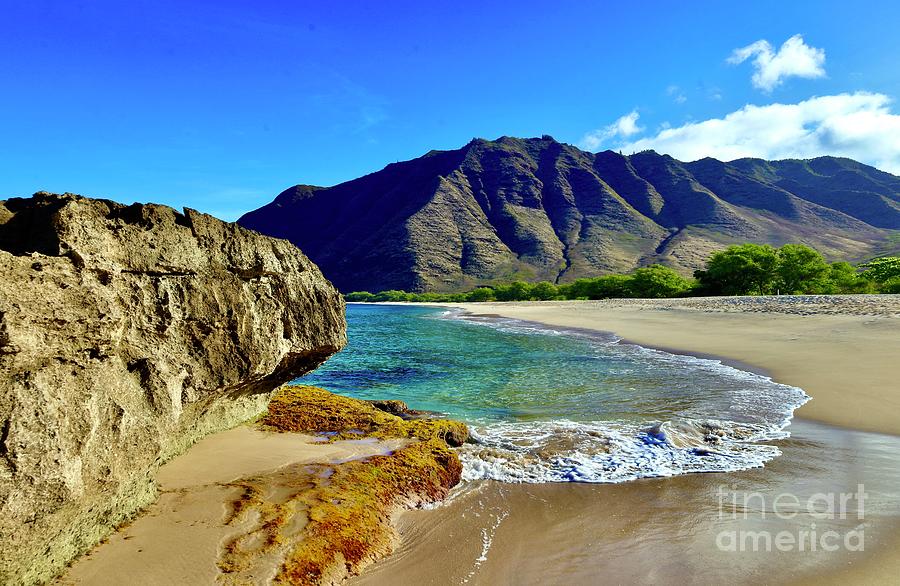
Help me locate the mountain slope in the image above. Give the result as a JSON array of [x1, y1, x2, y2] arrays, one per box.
[[239, 136, 900, 292]]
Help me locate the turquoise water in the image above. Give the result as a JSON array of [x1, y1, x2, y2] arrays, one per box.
[[299, 304, 809, 483]]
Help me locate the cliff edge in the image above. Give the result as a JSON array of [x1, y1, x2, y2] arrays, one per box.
[[0, 192, 347, 584]]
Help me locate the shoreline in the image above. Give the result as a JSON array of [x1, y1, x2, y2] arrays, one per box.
[[354, 417, 900, 586], [354, 297, 900, 585], [60, 298, 900, 585], [464, 311, 778, 379], [425, 296, 900, 437]]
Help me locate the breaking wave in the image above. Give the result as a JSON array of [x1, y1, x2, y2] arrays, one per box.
[[444, 311, 809, 483]]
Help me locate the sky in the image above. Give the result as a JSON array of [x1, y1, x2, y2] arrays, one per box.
[[3, 1, 900, 221]]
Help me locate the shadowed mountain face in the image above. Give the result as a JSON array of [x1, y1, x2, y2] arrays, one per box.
[[239, 136, 900, 292]]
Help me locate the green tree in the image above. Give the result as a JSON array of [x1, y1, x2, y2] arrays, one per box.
[[694, 244, 779, 295], [531, 281, 559, 300], [882, 276, 900, 293], [466, 287, 496, 302], [860, 257, 900, 283], [344, 291, 375, 302], [494, 281, 533, 301], [563, 275, 632, 299], [628, 265, 693, 298], [556, 283, 574, 299], [563, 278, 594, 299], [775, 244, 830, 294], [821, 262, 876, 294], [588, 275, 634, 299], [372, 290, 412, 302]]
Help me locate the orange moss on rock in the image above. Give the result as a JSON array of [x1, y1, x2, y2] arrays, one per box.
[[278, 438, 462, 584], [217, 385, 468, 585], [262, 385, 468, 446]]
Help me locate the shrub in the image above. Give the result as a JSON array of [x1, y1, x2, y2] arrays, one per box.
[[371, 290, 412, 302], [466, 287, 496, 302], [821, 262, 876, 294], [586, 275, 633, 299], [345, 291, 375, 302], [494, 281, 532, 301], [861, 257, 900, 283], [775, 244, 830, 294], [881, 276, 900, 294], [694, 244, 779, 295], [530, 281, 559, 300], [627, 265, 693, 298]]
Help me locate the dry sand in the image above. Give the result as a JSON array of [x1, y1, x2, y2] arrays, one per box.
[[57, 426, 409, 585]]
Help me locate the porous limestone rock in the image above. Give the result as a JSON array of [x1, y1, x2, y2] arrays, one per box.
[[0, 192, 346, 584]]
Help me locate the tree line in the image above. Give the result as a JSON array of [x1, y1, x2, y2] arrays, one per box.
[[344, 244, 900, 303]]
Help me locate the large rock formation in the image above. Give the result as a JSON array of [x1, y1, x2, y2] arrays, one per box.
[[239, 136, 900, 292], [0, 193, 346, 584]]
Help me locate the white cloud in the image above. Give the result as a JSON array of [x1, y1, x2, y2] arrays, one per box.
[[666, 85, 687, 104], [728, 34, 826, 92], [613, 92, 900, 173], [580, 110, 643, 151]]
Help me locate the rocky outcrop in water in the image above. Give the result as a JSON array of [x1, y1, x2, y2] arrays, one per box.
[[0, 192, 347, 584]]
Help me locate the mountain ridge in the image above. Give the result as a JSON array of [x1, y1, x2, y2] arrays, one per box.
[[239, 136, 900, 292]]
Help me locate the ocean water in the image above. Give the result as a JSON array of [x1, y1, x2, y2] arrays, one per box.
[[298, 304, 809, 483]]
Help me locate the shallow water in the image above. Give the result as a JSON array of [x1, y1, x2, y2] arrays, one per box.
[[299, 305, 809, 483]]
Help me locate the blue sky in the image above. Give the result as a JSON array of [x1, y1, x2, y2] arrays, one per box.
[[3, 1, 900, 220]]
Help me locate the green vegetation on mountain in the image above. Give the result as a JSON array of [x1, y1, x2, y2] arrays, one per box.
[[239, 136, 900, 293], [344, 245, 896, 302]]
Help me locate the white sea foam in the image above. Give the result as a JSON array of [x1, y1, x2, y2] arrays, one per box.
[[441, 310, 810, 484], [459, 417, 798, 483], [461, 506, 508, 583]]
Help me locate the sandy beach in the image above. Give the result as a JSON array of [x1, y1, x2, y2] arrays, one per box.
[[350, 295, 899, 585], [59, 296, 900, 585], [58, 426, 410, 585]]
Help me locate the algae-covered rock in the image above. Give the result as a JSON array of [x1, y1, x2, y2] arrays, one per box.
[[0, 192, 347, 584], [277, 439, 462, 585], [367, 398, 434, 419], [263, 385, 468, 446], [221, 385, 467, 585]]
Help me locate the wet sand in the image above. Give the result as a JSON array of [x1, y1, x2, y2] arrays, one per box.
[[352, 419, 900, 585], [57, 426, 409, 585]]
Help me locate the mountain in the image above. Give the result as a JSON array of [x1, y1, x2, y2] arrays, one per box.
[[238, 136, 900, 292]]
